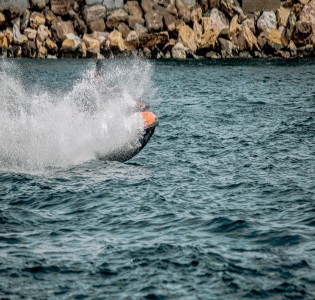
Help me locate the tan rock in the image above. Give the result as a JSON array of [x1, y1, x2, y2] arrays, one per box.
[[83, 4, 106, 24], [257, 32, 268, 49], [24, 28, 37, 41], [128, 15, 145, 29], [202, 9, 229, 39], [31, 0, 48, 10], [164, 12, 176, 32], [88, 19, 105, 32], [126, 1, 142, 18], [288, 40, 297, 56], [230, 15, 239, 35], [5, 28, 13, 45], [237, 24, 259, 51], [37, 25, 50, 43], [0, 33, 9, 48], [118, 22, 131, 39], [175, 0, 191, 23], [277, 7, 290, 27], [199, 29, 217, 49], [257, 11, 277, 34], [145, 10, 164, 32], [38, 45, 47, 58], [220, 0, 244, 18], [0, 12, 6, 27], [193, 20, 202, 45], [45, 37, 58, 53], [30, 12, 46, 29], [44, 9, 57, 25], [134, 23, 148, 37], [108, 30, 126, 51], [51, 18, 75, 42], [82, 34, 100, 55], [175, 19, 185, 32], [205, 51, 221, 59], [166, 4, 178, 16], [141, 0, 156, 14], [78, 41, 86, 58], [139, 31, 169, 49], [299, 0, 315, 45], [106, 8, 128, 30], [125, 30, 138, 51], [51, 0, 73, 16], [219, 38, 237, 58], [268, 29, 283, 51], [172, 42, 186, 59], [243, 14, 255, 34], [179, 25, 197, 52], [191, 6, 202, 23]]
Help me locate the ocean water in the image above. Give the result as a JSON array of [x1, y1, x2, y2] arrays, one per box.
[[0, 58, 315, 299]]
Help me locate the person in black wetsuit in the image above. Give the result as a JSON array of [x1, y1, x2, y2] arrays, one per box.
[[94, 60, 103, 79]]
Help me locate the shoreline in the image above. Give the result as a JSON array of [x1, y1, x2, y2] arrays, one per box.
[[0, 0, 315, 60]]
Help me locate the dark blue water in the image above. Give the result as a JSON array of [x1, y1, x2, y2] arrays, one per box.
[[1, 59, 315, 299]]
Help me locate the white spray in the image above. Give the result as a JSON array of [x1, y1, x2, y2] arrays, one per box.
[[0, 59, 154, 172]]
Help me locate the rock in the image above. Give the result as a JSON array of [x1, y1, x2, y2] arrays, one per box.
[[199, 28, 217, 49], [88, 31, 109, 44], [151, 46, 164, 59], [21, 9, 30, 31], [267, 29, 283, 51], [108, 30, 126, 51], [127, 1, 145, 29], [5, 28, 13, 45], [172, 42, 186, 59], [134, 23, 148, 36], [24, 28, 37, 41], [230, 15, 239, 35], [9, 45, 22, 58], [11, 17, 20, 30], [37, 25, 50, 43], [139, 31, 169, 49], [82, 34, 100, 56], [45, 37, 58, 53], [175, 0, 191, 23], [44, 9, 57, 25], [277, 6, 290, 27], [106, 8, 128, 30], [193, 20, 202, 45], [219, 38, 237, 57], [47, 54, 57, 58], [243, 14, 256, 34], [237, 24, 259, 51], [257, 32, 268, 49], [13, 24, 28, 44], [220, 0, 244, 19], [30, 12, 46, 29], [117, 22, 131, 39], [278, 26, 288, 47], [21, 41, 36, 58], [145, 10, 164, 32], [293, 20, 312, 46], [257, 11, 277, 34], [88, 19, 106, 32], [83, 4, 106, 24], [166, 4, 178, 16], [205, 51, 221, 58], [1, 6, 21, 20], [77, 41, 86, 58], [0, 32, 9, 48], [300, 0, 311, 5], [61, 33, 81, 52], [0, 12, 6, 27], [164, 11, 176, 32], [141, 0, 156, 14], [179, 25, 197, 52], [125, 30, 138, 51], [239, 51, 252, 58], [51, 18, 75, 42], [191, 5, 202, 23], [175, 19, 185, 32], [286, 13, 296, 41], [51, 0, 73, 16], [288, 39, 297, 56], [69, 9, 87, 36], [103, 0, 124, 10], [38, 45, 47, 58], [202, 9, 229, 39], [299, 0, 315, 45], [30, 0, 48, 10]]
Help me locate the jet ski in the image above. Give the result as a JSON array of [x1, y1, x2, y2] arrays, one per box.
[[98, 103, 158, 162]]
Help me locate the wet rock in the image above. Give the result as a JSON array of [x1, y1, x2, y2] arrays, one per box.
[[47, 54, 57, 58], [24, 28, 37, 41], [108, 30, 126, 52], [175, 0, 191, 23], [30, 12, 46, 29], [257, 11, 277, 34], [151, 46, 164, 58], [179, 24, 197, 52], [237, 24, 259, 51], [45, 37, 58, 53], [219, 38, 238, 57], [51, 18, 75, 42], [205, 51, 221, 58], [239, 51, 252, 58], [299, 0, 315, 45], [106, 8, 128, 30], [21, 40, 36, 58], [117, 22, 131, 39], [277, 6, 290, 27], [51, 0, 73, 16], [172, 42, 186, 59], [21, 9, 30, 31]]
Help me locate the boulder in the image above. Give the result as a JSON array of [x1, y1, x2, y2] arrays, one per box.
[[125, 30, 138, 50], [44, 9, 57, 25], [175, 0, 191, 23], [11, 17, 20, 30], [51, 0, 73, 16], [117, 22, 131, 39], [51, 18, 75, 42], [293, 20, 312, 46], [164, 12, 176, 32], [179, 25, 197, 52], [126, 2, 145, 29], [106, 8, 128, 30], [37, 45, 47, 58], [82, 34, 100, 56], [230, 15, 239, 35], [199, 28, 217, 49], [37, 25, 50, 43], [220, 0, 244, 19], [267, 29, 283, 51], [145, 10, 164, 32], [69, 9, 87, 36], [219, 38, 237, 57], [108, 30, 126, 51], [30, 12, 46, 29], [0, 32, 9, 48], [257, 11, 277, 34], [205, 51, 221, 58], [13, 24, 28, 44], [88, 31, 109, 44], [30, 0, 48, 10], [166, 4, 178, 17], [88, 19, 106, 32], [172, 42, 186, 59], [0, 12, 6, 27], [191, 5, 202, 23], [83, 4, 106, 24], [257, 32, 268, 49], [141, 0, 156, 14], [237, 24, 259, 51], [299, 0, 315, 45], [45, 37, 58, 53], [202, 9, 229, 39], [139, 31, 169, 49], [286, 13, 296, 41], [21, 40, 36, 58], [193, 20, 202, 45], [24, 28, 37, 41], [61, 33, 81, 52], [277, 6, 290, 27], [135, 23, 148, 36], [103, 0, 124, 10], [243, 14, 255, 34], [21, 9, 30, 31], [288, 40, 297, 56]]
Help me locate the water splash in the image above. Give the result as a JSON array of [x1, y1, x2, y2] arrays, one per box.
[[0, 59, 154, 172]]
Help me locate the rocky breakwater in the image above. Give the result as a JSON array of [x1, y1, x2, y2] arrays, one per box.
[[0, 0, 315, 59]]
